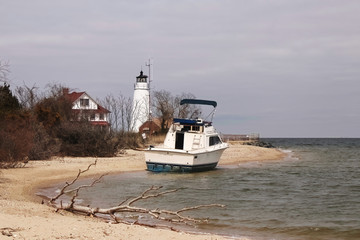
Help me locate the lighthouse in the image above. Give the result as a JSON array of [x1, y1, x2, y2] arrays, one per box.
[[130, 70, 150, 132]]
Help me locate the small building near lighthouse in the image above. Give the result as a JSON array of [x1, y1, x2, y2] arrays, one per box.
[[130, 70, 150, 132]]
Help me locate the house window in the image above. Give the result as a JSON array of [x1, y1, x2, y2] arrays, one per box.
[[90, 114, 95, 121], [99, 114, 104, 120], [80, 99, 89, 107]]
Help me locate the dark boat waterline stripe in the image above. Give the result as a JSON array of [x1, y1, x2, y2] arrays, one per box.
[[146, 162, 218, 172]]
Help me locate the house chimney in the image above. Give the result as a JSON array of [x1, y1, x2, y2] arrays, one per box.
[[63, 88, 69, 96]]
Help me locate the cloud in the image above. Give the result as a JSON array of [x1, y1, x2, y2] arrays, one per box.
[[1, 0, 360, 137]]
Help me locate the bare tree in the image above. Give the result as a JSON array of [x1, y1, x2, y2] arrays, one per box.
[[121, 96, 132, 132], [152, 90, 175, 131], [100, 90, 201, 133], [49, 161, 225, 229], [100, 94, 118, 130], [45, 83, 68, 98], [174, 92, 202, 119], [152, 90, 201, 131], [100, 93, 134, 132], [0, 60, 10, 83], [15, 84, 39, 109]]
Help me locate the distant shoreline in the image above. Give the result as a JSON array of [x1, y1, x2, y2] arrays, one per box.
[[0, 144, 284, 240]]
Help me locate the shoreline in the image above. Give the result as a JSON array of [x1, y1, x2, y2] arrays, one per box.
[[0, 143, 285, 239]]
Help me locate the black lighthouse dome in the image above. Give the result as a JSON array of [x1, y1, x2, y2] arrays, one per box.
[[136, 71, 148, 82]]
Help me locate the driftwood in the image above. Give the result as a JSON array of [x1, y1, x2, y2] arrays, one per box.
[[1, 227, 22, 237], [49, 160, 225, 228], [50, 159, 106, 204]]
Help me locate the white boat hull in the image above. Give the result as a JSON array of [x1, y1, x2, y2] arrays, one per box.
[[145, 145, 227, 172]]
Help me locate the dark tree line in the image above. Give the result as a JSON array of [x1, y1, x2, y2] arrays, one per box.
[[0, 81, 129, 168], [0, 82, 33, 168]]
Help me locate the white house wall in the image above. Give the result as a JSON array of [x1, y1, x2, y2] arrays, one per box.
[[72, 93, 98, 110], [71, 93, 109, 123], [97, 113, 109, 122]]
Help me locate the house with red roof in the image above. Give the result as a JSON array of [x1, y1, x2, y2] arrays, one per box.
[[63, 88, 110, 127]]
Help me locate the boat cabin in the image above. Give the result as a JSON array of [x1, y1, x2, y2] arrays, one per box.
[[163, 118, 222, 151]]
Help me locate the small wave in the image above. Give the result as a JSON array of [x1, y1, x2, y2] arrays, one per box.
[[279, 148, 300, 161], [280, 149, 292, 154], [269, 225, 360, 240]]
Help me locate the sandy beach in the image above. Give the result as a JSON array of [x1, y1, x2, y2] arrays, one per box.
[[0, 143, 284, 240]]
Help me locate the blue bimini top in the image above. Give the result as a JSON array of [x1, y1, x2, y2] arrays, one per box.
[[173, 118, 213, 126], [180, 99, 217, 108], [173, 118, 200, 125]]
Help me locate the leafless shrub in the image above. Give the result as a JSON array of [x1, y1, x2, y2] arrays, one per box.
[[0, 115, 33, 168], [116, 131, 142, 149], [28, 122, 61, 160], [57, 122, 120, 157]]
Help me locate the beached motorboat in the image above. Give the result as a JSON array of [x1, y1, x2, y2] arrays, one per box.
[[145, 99, 228, 172]]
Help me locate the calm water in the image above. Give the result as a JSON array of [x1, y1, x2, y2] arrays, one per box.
[[43, 138, 360, 240]]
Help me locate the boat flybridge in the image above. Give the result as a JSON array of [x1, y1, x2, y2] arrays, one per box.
[[145, 99, 228, 172]]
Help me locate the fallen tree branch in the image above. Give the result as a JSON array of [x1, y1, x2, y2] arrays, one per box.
[[1, 227, 22, 237], [50, 159, 104, 203], [50, 161, 226, 230]]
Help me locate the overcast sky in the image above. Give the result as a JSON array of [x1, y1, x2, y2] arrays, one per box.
[[1, 0, 360, 137]]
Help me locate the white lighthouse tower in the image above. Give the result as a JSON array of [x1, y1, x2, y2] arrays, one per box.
[[130, 70, 150, 132]]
